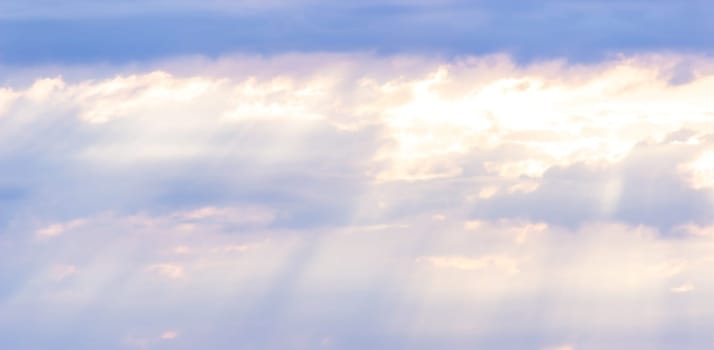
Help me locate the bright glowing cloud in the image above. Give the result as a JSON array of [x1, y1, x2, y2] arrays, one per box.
[[4, 54, 714, 190]]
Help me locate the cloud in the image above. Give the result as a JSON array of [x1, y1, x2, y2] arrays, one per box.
[[4, 54, 714, 231], [159, 331, 179, 340], [544, 345, 575, 350], [671, 283, 695, 293], [3, 54, 714, 348], [679, 149, 714, 190], [147, 264, 185, 279], [49, 264, 77, 281], [174, 206, 275, 225], [678, 224, 714, 238], [5, 207, 714, 349], [123, 330, 180, 350], [35, 219, 86, 238], [417, 255, 521, 274]]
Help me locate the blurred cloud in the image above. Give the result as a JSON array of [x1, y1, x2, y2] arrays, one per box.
[[49, 264, 77, 281], [417, 255, 521, 274], [147, 264, 185, 280], [544, 345, 575, 350], [159, 331, 179, 340], [35, 219, 86, 238]]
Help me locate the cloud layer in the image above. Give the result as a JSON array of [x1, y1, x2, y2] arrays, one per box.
[[3, 54, 714, 349]]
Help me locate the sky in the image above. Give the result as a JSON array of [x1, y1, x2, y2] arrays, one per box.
[[2, 1, 714, 350]]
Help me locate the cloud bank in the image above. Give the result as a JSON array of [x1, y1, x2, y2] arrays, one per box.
[[2, 53, 714, 349]]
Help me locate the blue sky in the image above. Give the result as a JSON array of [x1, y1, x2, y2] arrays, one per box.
[[3, 2, 714, 350], [1, 0, 713, 64]]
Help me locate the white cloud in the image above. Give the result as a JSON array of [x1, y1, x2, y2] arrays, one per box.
[[123, 330, 180, 350], [679, 150, 714, 190], [147, 264, 185, 280], [544, 345, 575, 350], [174, 206, 275, 225], [671, 283, 695, 293], [171, 246, 192, 254], [7, 207, 714, 348], [4, 54, 714, 349], [35, 219, 86, 238], [417, 255, 521, 275], [4, 54, 714, 194], [159, 330, 179, 340], [677, 224, 714, 237]]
